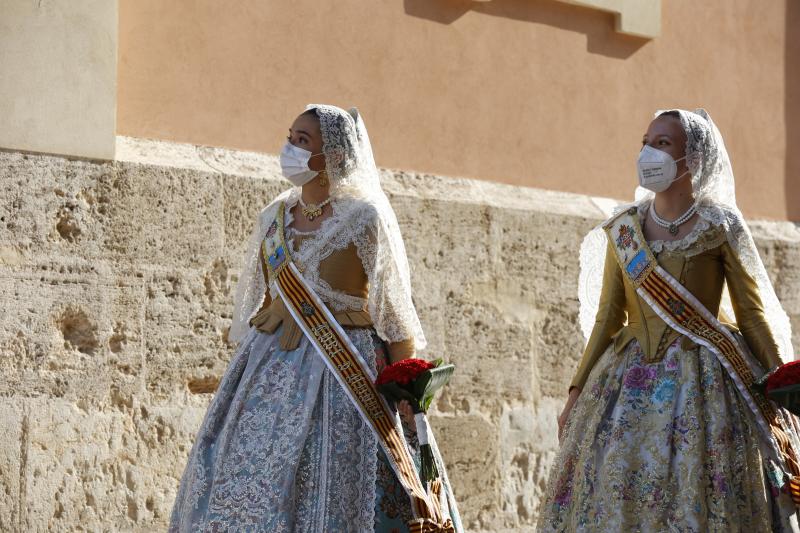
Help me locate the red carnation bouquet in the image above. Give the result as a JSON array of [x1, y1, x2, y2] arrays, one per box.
[[754, 361, 800, 416], [376, 357, 455, 483]]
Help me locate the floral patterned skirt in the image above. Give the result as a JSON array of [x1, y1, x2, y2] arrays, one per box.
[[168, 325, 461, 533], [537, 338, 799, 533]]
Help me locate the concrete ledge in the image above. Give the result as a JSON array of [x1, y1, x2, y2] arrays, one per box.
[[116, 136, 615, 219], [559, 0, 661, 38]]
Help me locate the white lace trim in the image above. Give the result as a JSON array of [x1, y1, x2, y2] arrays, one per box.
[[229, 195, 286, 344], [639, 202, 717, 254]]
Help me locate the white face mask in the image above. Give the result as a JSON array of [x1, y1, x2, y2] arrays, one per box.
[[637, 144, 690, 193], [280, 142, 324, 186]]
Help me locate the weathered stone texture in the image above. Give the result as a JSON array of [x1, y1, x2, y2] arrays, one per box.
[[0, 139, 798, 532]]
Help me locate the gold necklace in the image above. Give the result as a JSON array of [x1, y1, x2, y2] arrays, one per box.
[[298, 196, 331, 221]]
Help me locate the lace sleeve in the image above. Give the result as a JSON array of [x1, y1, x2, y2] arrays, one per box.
[[578, 224, 609, 343], [352, 210, 427, 350], [721, 241, 782, 369], [229, 208, 268, 345], [718, 207, 794, 362]]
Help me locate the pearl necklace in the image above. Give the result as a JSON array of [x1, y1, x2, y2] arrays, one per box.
[[298, 196, 331, 221], [650, 202, 697, 236]]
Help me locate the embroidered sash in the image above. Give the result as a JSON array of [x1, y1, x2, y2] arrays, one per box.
[[259, 202, 448, 528], [605, 207, 800, 502]]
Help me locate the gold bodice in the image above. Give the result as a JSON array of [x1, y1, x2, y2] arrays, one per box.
[[249, 232, 414, 357], [571, 223, 782, 391]]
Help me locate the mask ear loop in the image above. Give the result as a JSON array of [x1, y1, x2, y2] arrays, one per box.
[[670, 153, 692, 185], [308, 152, 328, 186]]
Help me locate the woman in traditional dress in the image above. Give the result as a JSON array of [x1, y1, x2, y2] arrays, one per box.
[[537, 108, 800, 531], [169, 104, 461, 532]]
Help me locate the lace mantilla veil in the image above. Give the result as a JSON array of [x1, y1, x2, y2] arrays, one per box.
[[229, 104, 427, 350], [578, 108, 794, 363]]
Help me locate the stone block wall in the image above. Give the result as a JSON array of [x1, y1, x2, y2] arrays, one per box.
[[1, 139, 798, 532]]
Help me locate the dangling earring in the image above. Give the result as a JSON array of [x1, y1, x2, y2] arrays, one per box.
[[318, 171, 329, 187]]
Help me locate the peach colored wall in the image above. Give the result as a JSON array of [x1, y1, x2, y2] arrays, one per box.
[[117, 0, 799, 221]]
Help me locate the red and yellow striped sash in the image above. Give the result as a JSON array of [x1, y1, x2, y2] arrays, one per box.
[[261, 202, 446, 523]]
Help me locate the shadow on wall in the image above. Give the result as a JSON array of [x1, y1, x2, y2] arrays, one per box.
[[403, 0, 649, 59], [787, 0, 800, 222]]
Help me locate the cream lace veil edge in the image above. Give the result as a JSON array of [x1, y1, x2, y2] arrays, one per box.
[[229, 105, 427, 350], [578, 108, 794, 363]]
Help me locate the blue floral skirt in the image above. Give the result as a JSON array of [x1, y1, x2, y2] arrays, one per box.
[[537, 338, 799, 532], [168, 325, 461, 533]]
